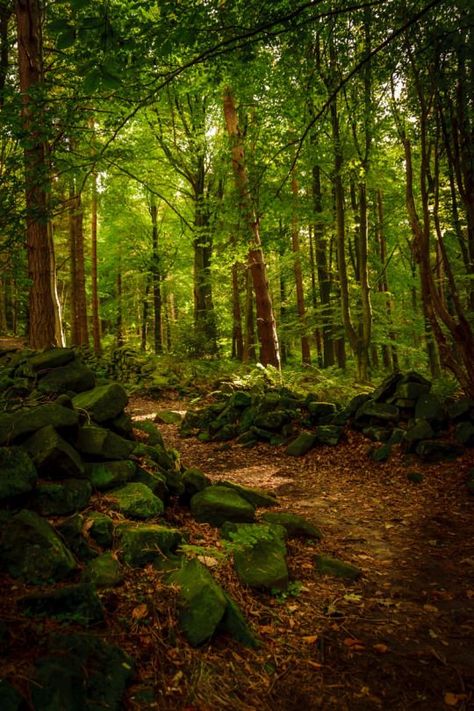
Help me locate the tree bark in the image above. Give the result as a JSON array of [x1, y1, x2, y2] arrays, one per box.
[[291, 173, 311, 365], [90, 168, 101, 354], [68, 184, 89, 346], [15, 0, 61, 349], [149, 195, 163, 354], [223, 87, 280, 369]]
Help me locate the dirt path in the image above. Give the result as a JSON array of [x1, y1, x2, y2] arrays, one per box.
[[129, 396, 474, 711]]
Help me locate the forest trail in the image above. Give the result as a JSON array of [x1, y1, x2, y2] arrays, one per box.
[[129, 395, 474, 711]]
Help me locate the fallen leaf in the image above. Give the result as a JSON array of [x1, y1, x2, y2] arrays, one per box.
[[423, 604, 439, 613], [302, 635, 318, 644], [373, 643, 389, 654], [306, 660, 322, 669], [344, 637, 364, 649], [444, 692, 468, 706], [132, 603, 148, 621]]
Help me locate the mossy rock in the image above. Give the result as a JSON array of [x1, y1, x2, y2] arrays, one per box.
[[369, 443, 391, 462], [31, 632, 133, 710], [134, 467, 169, 501], [0, 446, 37, 501], [108, 412, 134, 438], [76, 425, 135, 461], [286, 432, 317, 456], [153, 410, 183, 425], [28, 348, 75, 372], [261, 512, 322, 540], [212, 423, 239, 441], [231, 526, 288, 591], [447, 398, 474, 422], [0, 509, 76, 583], [105, 482, 164, 519], [315, 554, 361, 580], [133, 420, 164, 447], [217, 480, 277, 508], [394, 381, 431, 400], [117, 523, 182, 566], [37, 360, 95, 394], [23, 425, 84, 479], [307, 402, 337, 420], [190, 485, 255, 527], [82, 553, 123, 587], [407, 471, 424, 484], [362, 426, 392, 442], [85, 460, 136, 490], [253, 411, 289, 431], [56, 514, 98, 562], [372, 373, 403, 403], [20, 583, 104, 626], [314, 425, 343, 446], [85, 512, 114, 548], [387, 428, 405, 445], [132, 442, 175, 472], [455, 421, 474, 446], [354, 400, 400, 425], [181, 467, 211, 502], [219, 592, 259, 648], [416, 439, 463, 462], [72, 382, 128, 422], [0, 403, 79, 446], [403, 419, 435, 449], [228, 391, 253, 408], [34, 479, 92, 516], [415, 393, 446, 425]]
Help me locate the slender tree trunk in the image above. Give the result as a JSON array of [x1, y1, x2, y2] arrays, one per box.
[[243, 268, 256, 363], [312, 165, 335, 367], [149, 195, 163, 354], [308, 226, 323, 366], [223, 87, 280, 369], [141, 275, 151, 351], [16, 0, 61, 348], [291, 174, 311, 364], [68, 185, 89, 346], [375, 190, 398, 370], [116, 255, 123, 347], [231, 262, 244, 360], [90, 169, 101, 354]]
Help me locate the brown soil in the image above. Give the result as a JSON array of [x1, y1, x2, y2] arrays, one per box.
[[126, 395, 474, 711]]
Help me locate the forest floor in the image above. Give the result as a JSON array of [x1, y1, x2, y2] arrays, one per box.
[[124, 394, 474, 711]]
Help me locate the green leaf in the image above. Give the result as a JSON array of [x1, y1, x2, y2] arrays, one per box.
[[47, 19, 73, 33], [100, 68, 122, 90], [71, 0, 91, 9], [83, 68, 102, 93], [56, 29, 76, 50]]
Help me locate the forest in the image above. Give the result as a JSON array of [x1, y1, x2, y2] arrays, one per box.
[[0, 1, 473, 710]]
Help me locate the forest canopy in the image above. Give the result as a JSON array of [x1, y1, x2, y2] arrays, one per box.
[[0, 0, 473, 392]]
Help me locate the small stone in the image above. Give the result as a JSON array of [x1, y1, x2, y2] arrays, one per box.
[[261, 512, 322, 540], [28, 348, 75, 372], [85, 460, 136, 490], [117, 523, 182, 566], [369, 444, 391, 462], [181, 467, 211, 502], [85, 512, 114, 548], [105, 482, 164, 519], [315, 554, 361, 580], [190, 486, 255, 527], [286, 432, 317, 456], [407, 471, 424, 484], [82, 553, 123, 587]]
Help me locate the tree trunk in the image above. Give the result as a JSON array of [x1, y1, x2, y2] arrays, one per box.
[[223, 87, 280, 369], [149, 195, 163, 354], [90, 169, 101, 354], [291, 174, 311, 365], [141, 275, 151, 351], [16, 0, 61, 349], [243, 268, 256, 363], [231, 262, 244, 360], [68, 185, 89, 346], [312, 165, 335, 367], [375, 190, 398, 371]]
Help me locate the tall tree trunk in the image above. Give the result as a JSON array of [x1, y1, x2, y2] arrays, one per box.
[[291, 174, 311, 365], [223, 87, 280, 369], [149, 195, 163, 355], [375, 190, 398, 370], [231, 262, 244, 360], [90, 169, 101, 354], [141, 275, 151, 351], [116, 255, 123, 347], [312, 165, 335, 367], [68, 184, 89, 346], [16, 0, 61, 349], [308, 226, 323, 366], [243, 268, 256, 363]]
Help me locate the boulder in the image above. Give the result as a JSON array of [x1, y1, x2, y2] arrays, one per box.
[[28, 348, 75, 372], [104, 482, 164, 519], [228, 391, 253, 408], [416, 440, 463, 462], [354, 400, 399, 425], [455, 421, 474, 447], [0, 403, 79, 445], [133, 420, 164, 447], [219, 592, 259, 648], [315, 554, 361, 580], [117, 523, 182, 566], [261, 512, 322, 540], [253, 411, 289, 431], [23, 425, 85, 479], [34, 479, 92, 516], [407, 471, 424, 484], [371, 373, 403, 402], [307, 402, 337, 420], [190, 486, 255, 527], [230, 524, 288, 591], [76, 425, 135, 461], [369, 443, 391, 462], [217, 480, 277, 508], [362, 427, 392, 442], [108, 412, 134, 438], [82, 553, 123, 587], [447, 398, 474, 422], [415, 393, 447, 425], [345, 393, 372, 416], [19, 583, 104, 625], [0, 446, 37, 501], [403, 419, 435, 450], [0, 509, 76, 583], [31, 633, 133, 710], [314, 425, 343, 446], [394, 381, 430, 400], [56, 514, 98, 562], [72, 383, 128, 422], [132, 442, 176, 472], [153, 409, 184, 425], [286, 432, 318, 456], [181, 467, 211, 502], [84, 512, 114, 548], [37, 360, 95, 394], [85, 460, 136, 490], [134, 467, 169, 501]]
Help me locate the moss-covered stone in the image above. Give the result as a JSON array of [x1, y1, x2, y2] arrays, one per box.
[[362, 426, 392, 442], [354, 400, 400, 424], [307, 402, 337, 420], [133, 467, 169, 501], [0, 446, 37, 500], [0, 403, 79, 445], [181, 467, 211, 502], [261, 512, 322, 540], [315, 554, 361, 580], [105, 482, 164, 519], [253, 411, 289, 431], [455, 421, 474, 446], [133, 420, 164, 447], [37, 360, 95, 394], [31, 633, 133, 710], [23, 425, 84, 479], [72, 382, 128, 422], [394, 381, 431, 400], [0, 509, 76, 583], [403, 419, 435, 449], [286, 432, 317, 456], [56, 514, 98, 562], [190, 485, 255, 526], [82, 553, 123, 587], [85, 460, 136, 490], [369, 443, 392, 462], [117, 523, 182, 566], [108, 412, 134, 438], [416, 439, 463, 462], [19, 583, 104, 625], [219, 592, 259, 648], [34, 479, 92, 516], [217, 480, 277, 508], [407, 471, 424, 484], [153, 409, 184, 425], [76, 425, 135, 461], [85, 512, 114, 548], [371, 373, 403, 403], [415, 393, 446, 424], [132, 442, 175, 472], [314, 425, 343, 446], [28, 348, 75, 372], [169, 558, 227, 646], [231, 525, 288, 591]]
